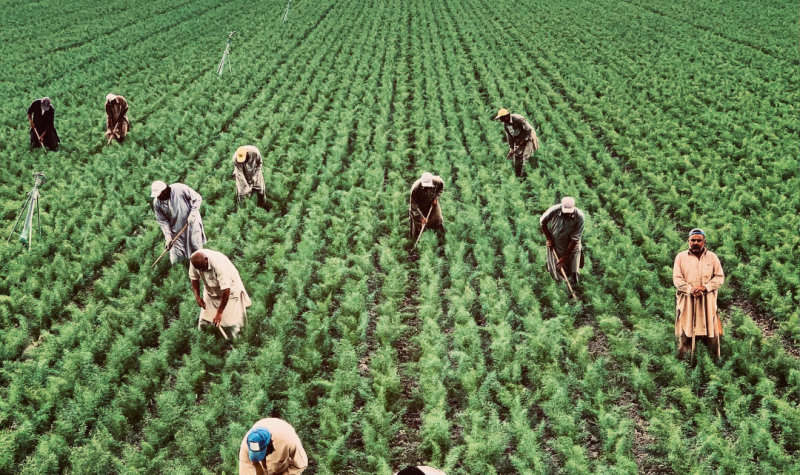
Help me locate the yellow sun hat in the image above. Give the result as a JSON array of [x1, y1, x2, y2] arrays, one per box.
[[235, 146, 248, 163], [493, 108, 510, 120]]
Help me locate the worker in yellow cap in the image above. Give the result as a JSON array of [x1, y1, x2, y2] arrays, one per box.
[[231, 145, 267, 209], [492, 108, 539, 177]]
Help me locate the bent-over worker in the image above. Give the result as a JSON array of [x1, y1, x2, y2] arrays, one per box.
[[540, 197, 585, 284], [105, 93, 131, 141], [395, 467, 448, 475], [27, 97, 60, 151], [151, 181, 207, 264], [673, 228, 725, 359], [231, 145, 268, 209], [409, 172, 445, 241], [190, 249, 251, 339], [492, 108, 539, 177], [239, 418, 308, 475]]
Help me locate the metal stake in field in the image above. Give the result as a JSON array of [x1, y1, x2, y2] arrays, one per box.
[[413, 201, 435, 249], [7, 172, 47, 251], [282, 0, 292, 23], [549, 246, 577, 299], [217, 31, 236, 75]]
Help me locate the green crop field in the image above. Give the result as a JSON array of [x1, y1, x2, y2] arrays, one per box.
[[0, 0, 797, 473]]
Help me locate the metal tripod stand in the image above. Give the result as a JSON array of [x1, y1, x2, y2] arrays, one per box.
[[217, 31, 236, 75], [283, 0, 292, 23], [7, 172, 46, 250]]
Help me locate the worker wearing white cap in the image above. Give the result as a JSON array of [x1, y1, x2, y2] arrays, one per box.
[[231, 145, 267, 209], [492, 108, 539, 177], [151, 181, 207, 264], [409, 171, 445, 241], [540, 197, 585, 284], [238, 418, 308, 475], [27, 97, 60, 150], [395, 467, 448, 475], [105, 93, 130, 142]]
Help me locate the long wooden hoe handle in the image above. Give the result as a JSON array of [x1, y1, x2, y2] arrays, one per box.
[[550, 246, 577, 299], [413, 204, 435, 249], [151, 222, 189, 268], [33, 126, 48, 154]]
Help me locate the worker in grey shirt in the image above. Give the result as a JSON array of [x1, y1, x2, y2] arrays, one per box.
[[540, 197, 585, 284], [151, 181, 207, 264]]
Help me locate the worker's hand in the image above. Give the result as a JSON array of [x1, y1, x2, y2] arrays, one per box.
[[433, 198, 438, 205], [690, 285, 706, 297], [556, 256, 567, 270], [213, 310, 223, 326], [195, 295, 206, 309], [421, 217, 427, 225], [545, 239, 553, 247], [187, 214, 197, 225], [29, 121, 35, 129], [506, 149, 515, 159], [164, 238, 173, 250]]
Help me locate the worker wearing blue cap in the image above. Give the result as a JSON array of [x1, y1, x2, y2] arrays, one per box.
[[673, 228, 725, 359], [239, 418, 308, 475]]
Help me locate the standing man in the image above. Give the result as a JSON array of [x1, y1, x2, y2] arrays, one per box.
[[105, 93, 130, 142], [231, 145, 268, 209], [395, 467, 448, 475], [27, 97, 60, 151], [492, 108, 539, 177], [239, 418, 308, 475], [151, 181, 207, 264], [673, 228, 725, 359], [189, 249, 251, 339], [409, 172, 445, 241], [540, 197, 585, 284]]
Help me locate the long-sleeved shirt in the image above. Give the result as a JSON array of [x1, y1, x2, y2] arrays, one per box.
[[232, 145, 265, 196], [27, 99, 60, 144], [238, 418, 308, 475], [673, 248, 725, 338], [503, 114, 536, 148], [188, 249, 247, 300], [409, 176, 444, 221], [105, 96, 130, 132], [153, 183, 207, 262], [539, 205, 585, 253]]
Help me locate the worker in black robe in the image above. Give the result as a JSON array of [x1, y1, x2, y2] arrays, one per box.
[[27, 97, 60, 151]]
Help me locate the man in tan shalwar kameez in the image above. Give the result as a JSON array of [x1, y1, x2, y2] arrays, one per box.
[[189, 249, 251, 339], [105, 93, 130, 141], [673, 228, 725, 359], [239, 418, 308, 475]]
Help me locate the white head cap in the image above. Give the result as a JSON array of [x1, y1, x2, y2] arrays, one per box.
[[106, 93, 116, 102], [561, 196, 576, 213], [41, 97, 52, 108], [151, 181, 168, 198], [421, 172, 434, 188]]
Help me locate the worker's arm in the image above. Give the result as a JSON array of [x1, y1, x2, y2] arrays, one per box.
[[703, 254, 725, 293], [409, 184, 424, 220], [673, 256, 691, 294], [27, 113, 35, 129], [539, 207, 555, 246], [153, 205, 173, 243], [557, 240, 577, 269], [214, 288, 230, 326], [191, 279, 206, 309]]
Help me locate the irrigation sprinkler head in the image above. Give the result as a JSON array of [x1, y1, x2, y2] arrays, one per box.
[[33, 172, 47, 188], [228, 31, 236, 38]]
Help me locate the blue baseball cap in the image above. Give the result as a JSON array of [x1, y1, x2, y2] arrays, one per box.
[[689, 228, 706, 237], [247, 428, 272, 462]]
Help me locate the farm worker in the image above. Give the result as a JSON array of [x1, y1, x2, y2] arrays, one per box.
[[409, 172, 445, 240], [540, 197, 585, 284], [105, 93, 131, 141], [231, 145, 268, 209], [395, 467, 448, 475], [673, 228, 725, 359], [189, 249, 251, 339], [27, 97, 60, 151], [239, 418, 308, 475], [151, 181, 207, 264], [492, 108, 539, 178]]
